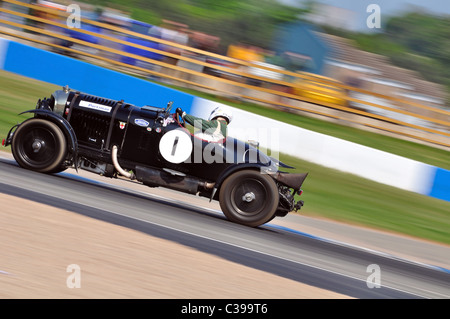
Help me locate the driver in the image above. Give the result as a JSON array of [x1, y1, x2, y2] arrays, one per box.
[[176, 106, 233, 142]]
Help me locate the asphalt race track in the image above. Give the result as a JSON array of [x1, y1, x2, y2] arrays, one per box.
[[0, 156, 449, 299]]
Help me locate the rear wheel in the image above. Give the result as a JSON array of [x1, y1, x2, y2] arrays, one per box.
[[219, 169, 279, 227], [12, 118, 67, 173]]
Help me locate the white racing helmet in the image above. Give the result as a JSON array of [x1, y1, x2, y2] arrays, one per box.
[[208, 106, 233, 124]]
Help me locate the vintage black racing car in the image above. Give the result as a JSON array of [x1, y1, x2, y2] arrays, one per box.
[[3, 86, 308, 227]]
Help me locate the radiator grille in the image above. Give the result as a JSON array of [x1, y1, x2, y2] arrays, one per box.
[[70, 109, 110, 148]]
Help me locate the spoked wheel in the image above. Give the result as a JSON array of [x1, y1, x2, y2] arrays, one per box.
[[11, 118, 67, 173], [219, 169, 279, 227]]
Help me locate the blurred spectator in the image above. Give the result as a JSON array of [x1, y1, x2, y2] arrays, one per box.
[[31, 1, 72, 54], [189, 31, 220, 52], [159, 19, 189, 65], [227, 43, 263, 62], [98, 9, 130, 61], [120, 20, 164, 67]]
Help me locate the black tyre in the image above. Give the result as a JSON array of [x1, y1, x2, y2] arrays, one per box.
[[219, 169, 279, 227], [12, 118, 67, 173]]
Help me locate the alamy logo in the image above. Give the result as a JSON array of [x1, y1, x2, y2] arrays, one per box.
[[366, 4, 381, 29], [366, 264, 381, 288], [158, 123, 280, 167], [66, 264, 81, 288], [66, 4, 81, 29]]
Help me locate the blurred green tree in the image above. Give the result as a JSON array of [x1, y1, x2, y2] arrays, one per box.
[[78, 0, 309, 53], [322, 10, 450, 104]]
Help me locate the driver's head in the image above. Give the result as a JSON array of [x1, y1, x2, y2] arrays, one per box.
[[209, 106, 233, 124]]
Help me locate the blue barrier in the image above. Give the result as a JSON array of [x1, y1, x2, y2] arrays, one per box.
[[428, 168, 450, 202], [0, 37, 449, 202], [1, 39, 193, 111]]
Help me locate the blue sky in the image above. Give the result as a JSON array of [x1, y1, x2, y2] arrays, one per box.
[[280, 0, 450, 31]]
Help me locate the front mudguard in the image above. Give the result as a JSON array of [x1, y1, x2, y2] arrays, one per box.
[[4, 124, 20, 146]]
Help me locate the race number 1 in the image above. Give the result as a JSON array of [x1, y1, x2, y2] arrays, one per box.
[[159, 129, 193, 164]]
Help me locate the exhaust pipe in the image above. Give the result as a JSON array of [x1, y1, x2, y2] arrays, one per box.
[[112, 146, 215, 194], [112, 145, 135, 179], [135, 166, 211, 195]]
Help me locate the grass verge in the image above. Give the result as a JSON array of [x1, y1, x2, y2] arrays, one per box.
[[281, 153, 450, 245]]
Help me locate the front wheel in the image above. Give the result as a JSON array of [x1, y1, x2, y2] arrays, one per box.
[[219, 169, 279, 227], [11, 118, 68, 173]]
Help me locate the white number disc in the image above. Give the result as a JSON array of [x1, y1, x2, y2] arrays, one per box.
[[159, 129, 193, 164]]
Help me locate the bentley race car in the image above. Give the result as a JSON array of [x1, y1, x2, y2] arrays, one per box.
[[3, 86, 308, 227]]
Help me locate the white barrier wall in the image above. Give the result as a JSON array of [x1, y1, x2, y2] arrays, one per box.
[[0, 38, 8, 69]]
